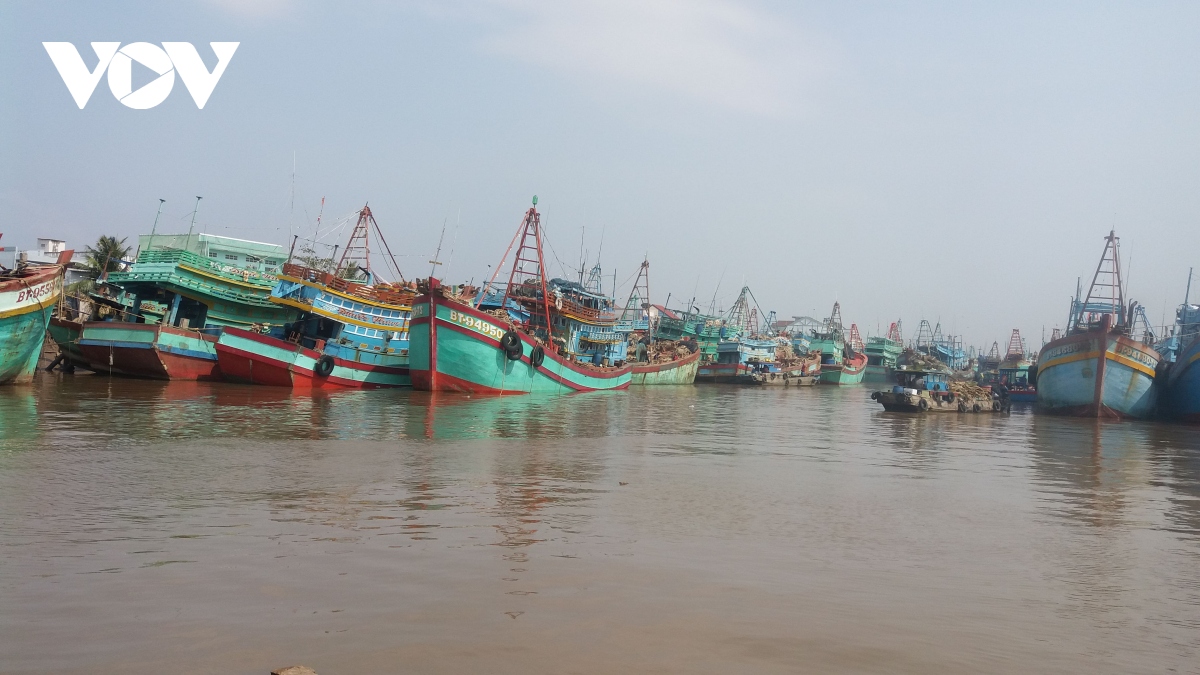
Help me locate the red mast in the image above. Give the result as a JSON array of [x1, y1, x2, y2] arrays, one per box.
[[485, 197, 556, 351], [848, 324, 864, 353], [1005, 329, 1024, 357], [886, 320, 902, 343]]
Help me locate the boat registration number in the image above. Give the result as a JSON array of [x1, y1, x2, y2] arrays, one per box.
[[1114, 343, 1156, 368], [449, 310, 506, 341]]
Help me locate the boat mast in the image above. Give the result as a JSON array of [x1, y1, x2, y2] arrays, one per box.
[[621, 258, 650, 322], [495, 197, 556, 350], [1079, 230, 1125, 332]]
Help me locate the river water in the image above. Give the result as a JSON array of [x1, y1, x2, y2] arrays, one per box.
[[1, 375, 1199, 674]]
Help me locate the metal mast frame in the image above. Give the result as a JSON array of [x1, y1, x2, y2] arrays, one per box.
[[484, 202, 555, 350]]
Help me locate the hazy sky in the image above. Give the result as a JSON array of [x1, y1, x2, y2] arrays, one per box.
[[4, 1, 1199, 349]]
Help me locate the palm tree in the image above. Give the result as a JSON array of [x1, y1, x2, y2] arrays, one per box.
[[84, 235, 131, 278]]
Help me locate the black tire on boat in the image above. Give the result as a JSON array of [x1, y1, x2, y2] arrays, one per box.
[[530, 345, 545, 368], [972, 402, 981, 413], [958, 401, 967, 413], [918, 398, 929, 411], [500, 331, 523, 360], [870, 391, 879, 400], [314, 355, 335, 377], [993, 400, 1002, 412]]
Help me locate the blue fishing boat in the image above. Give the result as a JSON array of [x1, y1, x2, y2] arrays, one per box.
[[215, 205, 416, 389], [696, 335, 779, 384], [1157, 269, 1200, 422], [1036, 231, 1160, 419]]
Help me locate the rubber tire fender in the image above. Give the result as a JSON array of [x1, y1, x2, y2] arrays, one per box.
[[870, 391, 879, 400], [993, 400, 1002, 412], [313, 354, 335, 378], [500, 330, 523, 361], [530, 345, 545, 368], [958, 401, 967, 413], [972, 402, 982, 413], [918, 398, 929, 411]]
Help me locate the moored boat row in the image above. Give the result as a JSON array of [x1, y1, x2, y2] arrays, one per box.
[[9, 203, 1200, 425]]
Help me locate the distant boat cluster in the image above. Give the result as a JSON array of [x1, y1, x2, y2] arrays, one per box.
[[2, 199, 1197, 423]]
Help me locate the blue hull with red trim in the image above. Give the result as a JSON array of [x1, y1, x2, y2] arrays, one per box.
[[215, 326, 410, 388]]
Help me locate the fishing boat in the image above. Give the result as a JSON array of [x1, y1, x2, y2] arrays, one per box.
[[408, 198, 632, 394], [693, 286, 795, 385], [863, 321, 903, 382], [871, 368, 997, 413], [72, 233, 294, 380], [997, 329, 1036, 402], [620, 260, 701, 385], [810, 303, 867, 385], [0, 250, 69, 384], [696, 335, 778, 384], [215, 206, 415, 389], [1157, 269, 1200, 422], [1036, 231, 1160, 419]]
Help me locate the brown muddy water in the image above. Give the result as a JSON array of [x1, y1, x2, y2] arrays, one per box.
[[1, 374, 1199, 674]]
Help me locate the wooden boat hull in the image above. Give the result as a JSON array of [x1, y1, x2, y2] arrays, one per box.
[[1162, 338, 1200, 422], [77, 322, 220, 381], [215, 327, 410, 389], [47, 317, 89, 369], [696, 362, 759, 385], [820, 354, 867, 385], [0, 267, 62, 384], [874, 391, 995, 413], [408, 294, 632, 394], [1035, 331, 1158, 419], [630, 350, 699, 385]]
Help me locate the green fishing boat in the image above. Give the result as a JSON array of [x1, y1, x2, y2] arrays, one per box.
[[863, 321, 903, 382], [68, 233, 296, 380]]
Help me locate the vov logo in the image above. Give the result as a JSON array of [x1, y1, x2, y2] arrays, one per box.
[[43, 42, 239, 109]]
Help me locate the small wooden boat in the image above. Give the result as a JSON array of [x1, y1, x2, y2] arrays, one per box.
[[871, 368, 996, 413], [215, 206, 414, 389], [630, 348, 700, 385], [620, 260, 701, 385], [996, 330, 1036, 402], [809, 302, 868, 385], [1036, 231, 1159, 419], [1, 258, 67, 384], [409, 198, 631, 394], [697, 336, 777, 385], [69, 233, 296, 380]]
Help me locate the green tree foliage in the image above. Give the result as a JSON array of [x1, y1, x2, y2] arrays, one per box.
[[84, 235, 131, 276]]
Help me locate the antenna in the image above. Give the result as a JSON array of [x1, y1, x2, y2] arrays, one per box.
[[186, 196, 201, 252], [429, 219, 447, 278], [146, 198, 165, 254]]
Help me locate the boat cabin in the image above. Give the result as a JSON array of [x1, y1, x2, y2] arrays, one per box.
[[893, 369, 949, 393]]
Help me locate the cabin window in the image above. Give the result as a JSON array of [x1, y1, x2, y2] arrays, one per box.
[[208, 251, 218, 258], [225, 254, 237, 261]]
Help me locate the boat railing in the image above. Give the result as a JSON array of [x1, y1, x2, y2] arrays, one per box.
[[105, 268, 276, 307], [130, 248, 280, 287], [578, 329, 625, 344]]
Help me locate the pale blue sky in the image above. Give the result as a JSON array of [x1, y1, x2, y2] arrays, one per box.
[[3, 1, 1199, 348]]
